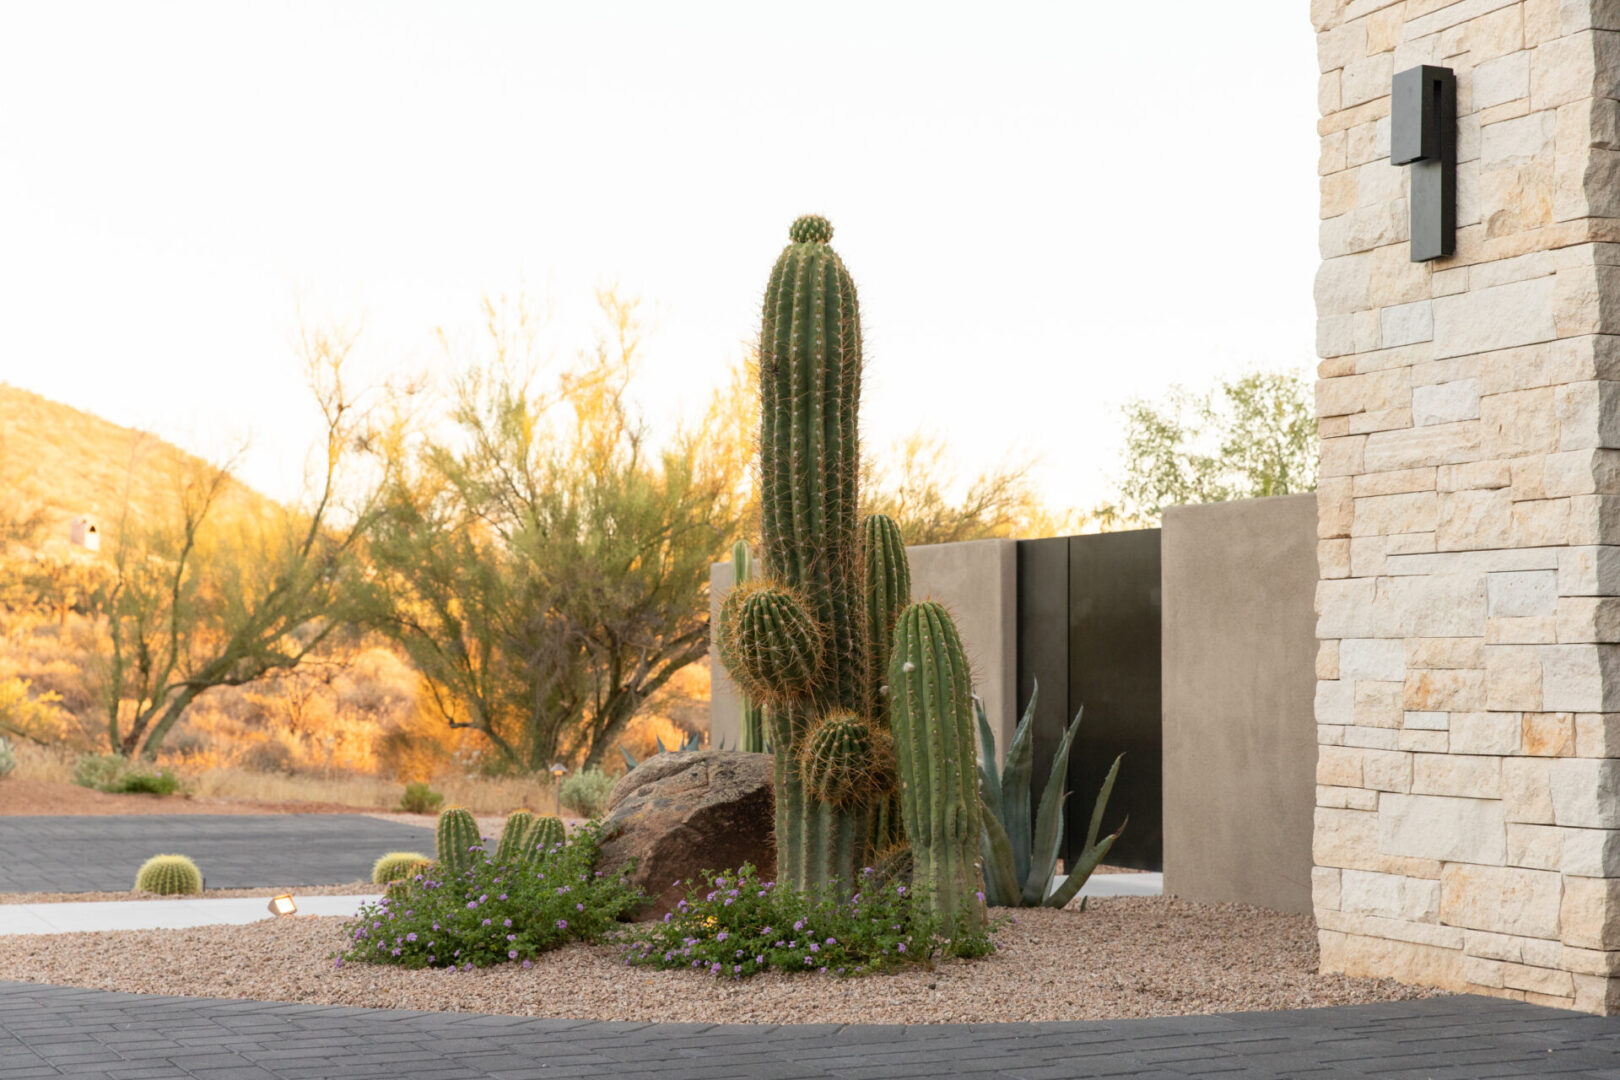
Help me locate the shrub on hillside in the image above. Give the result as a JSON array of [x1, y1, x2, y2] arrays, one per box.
[[626, 864, 998, 979], [114, 770, 181, 795], [559, 767, 614, 819], [337, 823, 641, 970], [0, 736, 15, 779], [72, 753, 127, 791]]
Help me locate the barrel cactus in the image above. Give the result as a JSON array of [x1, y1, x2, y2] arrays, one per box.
[[799, 712, 893, 808], [372, 851, 431, 884], [522, 814, 566, 857], [732, 540, 768, 753], [890, 601, 984, 930], [135, 854, 203, 895], [494, 810, 535, 864], [435, 806, 481, 875]]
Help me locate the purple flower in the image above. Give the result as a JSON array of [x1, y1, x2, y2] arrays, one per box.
[[755, 954, 764, 963], [332, 957, 343, 969], [663, 912, 673, 923], [793, 920, 804, 931], [809, 943, 820, 953], [508, 950, 518, 960], [557, 919, 569, 930], [576, 902, 584, 911], [507, 933, 517, 942], [467, 901, 478, 910], [405, 932, 417, 942], [825, 937, 836, 945], [503, 918, 512, 928], [897, 943, 907, 953], [717, 931, 728, 942], [522, 959, 533, 969], [482, 919, 491, 927], [975, 891, 986, 903]]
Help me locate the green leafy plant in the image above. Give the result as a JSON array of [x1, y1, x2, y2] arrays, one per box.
[[399, 781, 444, 814], [977, 683, 1126, 908], [626, 863, 997, 979], [559, 767, 614, 819], [338, 822, 641, 970], [135, 854, 203, 895], [72, 753, 128, 792], [372, 852, 431, 884], [113, 770, 181, 795], [0, 736, 15, 780]]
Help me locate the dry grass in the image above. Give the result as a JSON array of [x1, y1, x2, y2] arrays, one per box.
[[7, 740, 75, 784], [183, 767, 555, 816]]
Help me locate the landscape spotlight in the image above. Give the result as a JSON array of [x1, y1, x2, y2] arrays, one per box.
[[267, 894, 297, 917], [550, 762, 567, 816]]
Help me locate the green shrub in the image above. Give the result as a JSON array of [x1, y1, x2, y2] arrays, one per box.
[[338, 822, 642, 970], [0, 737, 15, 780], [135, 854, 203, 895], [558, 767, 614, 818], [72, 753, 128, 792], [114, 770, 181, 795], [399, 781, 444, 814], [372, 851, 432, 884], [626, 864, 998, 979]]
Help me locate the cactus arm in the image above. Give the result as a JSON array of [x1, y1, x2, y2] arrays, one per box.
[[979, 796, 1021, 906]]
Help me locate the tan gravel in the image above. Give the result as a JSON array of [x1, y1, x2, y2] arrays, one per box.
[[0, 896, 1440, 1023], [0, 882, 380, 905]]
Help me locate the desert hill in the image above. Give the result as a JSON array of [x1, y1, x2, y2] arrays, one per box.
[[0, 382, 279, 555]]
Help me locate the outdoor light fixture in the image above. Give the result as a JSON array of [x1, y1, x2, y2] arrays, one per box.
[[550, 762, 567, 816], [1390, 64, 1455, 262], [267, 894, 298, 917]]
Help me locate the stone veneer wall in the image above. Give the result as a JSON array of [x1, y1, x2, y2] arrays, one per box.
[[1313, 0, 1620, 1012]]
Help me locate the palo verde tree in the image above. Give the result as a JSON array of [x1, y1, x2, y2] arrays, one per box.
[[360, 290, 741, 771], [98, 327, 381, 759]]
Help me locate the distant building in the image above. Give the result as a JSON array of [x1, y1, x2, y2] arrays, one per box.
[[69, 516, 99, 552]]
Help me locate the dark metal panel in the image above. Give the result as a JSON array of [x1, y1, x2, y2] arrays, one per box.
[[1016, 537, 1070, 826], [1391, 65, 1455, 262], [1066, 529, 1162, 871]]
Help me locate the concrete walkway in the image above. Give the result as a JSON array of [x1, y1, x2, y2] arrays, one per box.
[[0, 894, 381, 936], [2, 982, 1618, 1078], [0, 815, 434, 893]]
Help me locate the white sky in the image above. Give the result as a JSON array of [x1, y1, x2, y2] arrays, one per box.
[[0, 1, 1321, 512]]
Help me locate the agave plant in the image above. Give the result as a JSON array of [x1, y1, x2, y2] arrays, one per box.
[[977, 682, 1126, 908], [619, 730, 709, 770]]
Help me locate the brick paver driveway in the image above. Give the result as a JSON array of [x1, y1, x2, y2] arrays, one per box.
[[0, 815, 435, 893], [3, 983, 1619, 1079]]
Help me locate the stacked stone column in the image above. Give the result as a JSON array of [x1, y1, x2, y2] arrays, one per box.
[[1313, 0, 1620, 1013]]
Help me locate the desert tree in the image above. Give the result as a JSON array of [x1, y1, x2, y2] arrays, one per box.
[[360, 290, 742, 771], [97, 326, 383, 758]]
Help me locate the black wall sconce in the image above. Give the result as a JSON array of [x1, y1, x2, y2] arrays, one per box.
[[1391, 65, 1455, 262]]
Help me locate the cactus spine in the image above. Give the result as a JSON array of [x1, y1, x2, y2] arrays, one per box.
[[522, 814, 566, 856], [719, 215, 871, 891], [435, 806, 480, 875], [890, 601, 984, 930], [732, 540, 768, 753], [494, 810, 535, 864], [134, 854, 203, 895]]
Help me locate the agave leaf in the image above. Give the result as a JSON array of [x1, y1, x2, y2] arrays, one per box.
[[620, 746, 638, 770], [1021, 706, 1084, 905], [978, 796, 1022, 906], [655, 735, 667, 754], [975, 695, 1002, 811], [1084, 753, 1124, 854], [1000, 682, 1038, 886], [1045, 816, 1127, 909]]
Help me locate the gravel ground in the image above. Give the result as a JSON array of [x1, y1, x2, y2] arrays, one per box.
[[0, 882, 380, 905], [0, 896, 1439, 1024]]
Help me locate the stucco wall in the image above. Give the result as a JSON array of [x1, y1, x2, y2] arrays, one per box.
[[710, 539, 1019, 761], [1162, 494, 1320, 916]]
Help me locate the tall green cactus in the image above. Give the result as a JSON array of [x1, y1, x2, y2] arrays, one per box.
[[718, 215, 876, 891], [890, 601, 984, 930], [863, 513, 910, 857], [435, 806, 481, 875], [731, 540, 768, 754]]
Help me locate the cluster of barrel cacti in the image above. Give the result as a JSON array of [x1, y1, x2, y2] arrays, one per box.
[[134, 854, 203, 895], [435, 806, 565, 875], [717, 215, 984, 932]]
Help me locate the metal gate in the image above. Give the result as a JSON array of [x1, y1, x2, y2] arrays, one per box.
[[1016, 529, 1162, 871]]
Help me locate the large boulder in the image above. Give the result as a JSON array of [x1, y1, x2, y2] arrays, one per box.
[[595, 750, 774, 919]]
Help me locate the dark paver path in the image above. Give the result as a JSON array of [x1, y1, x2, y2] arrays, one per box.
[[2, 984, 1620, 1079], [0, 815, 435, 893]]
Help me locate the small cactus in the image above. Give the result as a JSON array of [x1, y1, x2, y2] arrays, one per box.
[[799, 713, 893, 808], [134, 854, 203, 895], [522, 814, 566, 857], [372, 851, 431, 884], [494, 810, 535, 864], [435, 806, 481, 875]]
